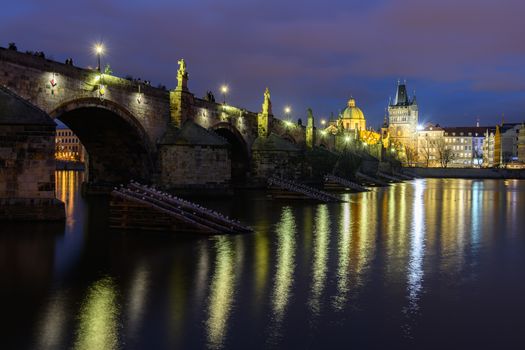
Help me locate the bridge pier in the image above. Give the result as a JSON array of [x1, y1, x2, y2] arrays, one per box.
[[0, 86, 64, 220]]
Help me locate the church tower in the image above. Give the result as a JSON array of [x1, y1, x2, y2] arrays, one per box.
[[387, 81, 418, 150]]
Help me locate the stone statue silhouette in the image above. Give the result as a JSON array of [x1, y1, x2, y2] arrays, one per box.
[[262, 87, 272, 115], [177, 59, 187, 76]]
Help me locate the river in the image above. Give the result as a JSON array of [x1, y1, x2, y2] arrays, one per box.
[[1, 171, 525, 349]]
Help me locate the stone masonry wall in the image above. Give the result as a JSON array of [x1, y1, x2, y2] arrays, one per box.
[[159, 144, 231, 188], [251, 150, 304, 183], [0, 124, 56, 198]]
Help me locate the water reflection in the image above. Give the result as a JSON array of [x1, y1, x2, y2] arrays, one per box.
[[126, 261, 149, 338], [55, 171, 84, 229], [5, 177, 525, 349], [271, 207, 296, 323], [403, 179, 426, 337], [74, 277, 119, 350], [333, 196, 351, 310], [309, 205, 330, 316], [206, 237, 237, 349], [37, 291, 68, 350]]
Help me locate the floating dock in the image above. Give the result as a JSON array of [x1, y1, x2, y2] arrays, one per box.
[[324, 174, 369, 192], [268, 177, 343, 202], [109, 182, 252, 235]]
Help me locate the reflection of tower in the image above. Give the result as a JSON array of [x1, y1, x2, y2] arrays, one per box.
[[387, 81, 418, 150]]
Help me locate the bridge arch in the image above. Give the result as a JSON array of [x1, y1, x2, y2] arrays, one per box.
[[210, 123, 250, 183], [50, 98, 155, 184]]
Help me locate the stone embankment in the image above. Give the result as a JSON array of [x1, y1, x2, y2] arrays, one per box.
[[409, 167, 525, 179]]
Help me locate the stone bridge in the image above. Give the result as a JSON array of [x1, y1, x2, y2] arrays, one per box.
[[0, 47, 309, 189]]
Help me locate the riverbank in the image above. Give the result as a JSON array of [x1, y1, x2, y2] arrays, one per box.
[[409, 167, 525, 179]]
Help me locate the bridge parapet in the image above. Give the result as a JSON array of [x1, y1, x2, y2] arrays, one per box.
[[0, 47, 170, 145]]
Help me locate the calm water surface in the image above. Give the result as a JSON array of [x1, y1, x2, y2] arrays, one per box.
[[1, 171, 525, 349]]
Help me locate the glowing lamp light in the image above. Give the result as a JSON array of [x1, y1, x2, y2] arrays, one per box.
[[220, 85, 229, 94], [417, 124, 424, 131], [363, 142, 368, 146], [94, 43, 105, 55], [320, 119, 326, 125], [345, 136, 351, 143], [285, 120, 294, 128], [284, 106, 291, 114]]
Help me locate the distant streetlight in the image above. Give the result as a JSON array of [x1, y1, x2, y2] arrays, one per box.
[[284, 106, 291, 115], [221, 85, 229, 104], [321, 119, 326, 126], [93, 43, 105, 72]]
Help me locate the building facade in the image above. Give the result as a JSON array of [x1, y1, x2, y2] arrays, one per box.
[[416, 123, 444, 167], [442, 127, 486, 167], [387, 82, 418, 155], [55, 125, 85, 162], [519, 125, 525, 163], [498, 123, 523, 165]]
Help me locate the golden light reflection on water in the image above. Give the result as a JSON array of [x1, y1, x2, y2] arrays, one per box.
[[309, 205, 330, 316], [271, 207, 296, 322], [55, 170, 84, 229], [206, 237, 237, 349], [254, 232, 270, 307], [351, 192, 376, 285], [333, 196, 351, 310], [74, 277, 119, 350]]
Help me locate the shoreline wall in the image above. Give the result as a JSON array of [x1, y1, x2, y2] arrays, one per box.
[[409, 167, 525, 179]]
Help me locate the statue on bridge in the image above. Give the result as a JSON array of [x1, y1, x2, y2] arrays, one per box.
[[176, 58, 188, 91], [262, 87, 272, 115]]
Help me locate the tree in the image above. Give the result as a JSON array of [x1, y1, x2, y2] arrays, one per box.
[[404, 145, 418, 167], [419, 137, 432, 167], [437, 140, 456, 168]]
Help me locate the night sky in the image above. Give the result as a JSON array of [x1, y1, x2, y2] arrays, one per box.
[[2, 0, 525, 127]]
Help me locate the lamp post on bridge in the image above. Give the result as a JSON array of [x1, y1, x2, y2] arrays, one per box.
[[284, 105, 292, 121], [94, 43, 105, 72], [221, 85, 229, 104]]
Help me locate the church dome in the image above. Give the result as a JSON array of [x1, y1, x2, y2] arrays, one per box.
[[342, 98, 365, 120]]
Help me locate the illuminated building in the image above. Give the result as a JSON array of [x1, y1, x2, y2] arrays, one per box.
[[442, 126, 487, 167], [339, 98, 366, 131], [321, 97, 381, 155], [55, 125, 85, 162], [387, 81, 418, 155], [496, 122, 524, 166], [519, 125, 525, 163], [416, 123, 444, 167], [482, 128, 497, 167]]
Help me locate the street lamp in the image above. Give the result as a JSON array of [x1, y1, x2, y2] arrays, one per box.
[[221, 85, 229, 104], [93, 43, 105, 72], [321, 119, 326, 126]]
